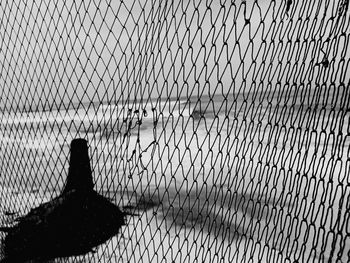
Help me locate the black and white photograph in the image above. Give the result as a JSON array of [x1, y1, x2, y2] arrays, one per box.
[[0, 0, 349, 262]]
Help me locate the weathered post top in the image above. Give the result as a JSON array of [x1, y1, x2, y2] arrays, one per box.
[[63, 138, 93, 193]]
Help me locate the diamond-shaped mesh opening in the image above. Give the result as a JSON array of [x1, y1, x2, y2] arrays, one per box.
[[1, 0, 350, 262]]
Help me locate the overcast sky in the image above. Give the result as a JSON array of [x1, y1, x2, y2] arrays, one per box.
[[0, 0, 349, 111]]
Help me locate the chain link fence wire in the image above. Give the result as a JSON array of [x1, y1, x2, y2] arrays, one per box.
[[0, 0, 350, 262]]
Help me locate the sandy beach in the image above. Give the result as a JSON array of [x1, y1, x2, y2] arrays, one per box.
[[0, 91, 349, 262]]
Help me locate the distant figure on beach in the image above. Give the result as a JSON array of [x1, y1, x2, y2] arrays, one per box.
[[191, 110, 204, 120], [0, 138, 130, 262]]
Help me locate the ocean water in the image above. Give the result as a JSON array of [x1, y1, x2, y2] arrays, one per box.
[[0, 91, 349, 262]]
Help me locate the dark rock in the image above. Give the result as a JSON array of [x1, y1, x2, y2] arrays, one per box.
[[0, 138, 129, 262]]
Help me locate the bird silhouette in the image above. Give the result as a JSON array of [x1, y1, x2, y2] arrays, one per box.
[[0, 138, 129, 262]]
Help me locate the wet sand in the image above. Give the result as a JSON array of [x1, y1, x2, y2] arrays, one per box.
[[0, 93, 349, 262]]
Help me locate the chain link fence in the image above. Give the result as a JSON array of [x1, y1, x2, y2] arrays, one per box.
[[0, 0, 350, 262]]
